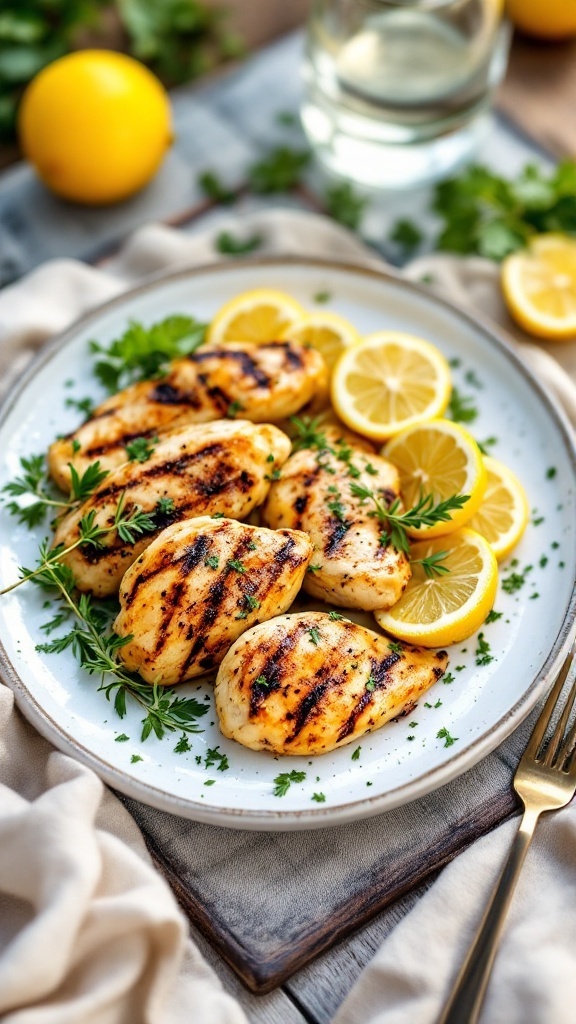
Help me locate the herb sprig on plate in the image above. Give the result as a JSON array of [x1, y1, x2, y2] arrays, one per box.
[[3, 537, 209, 742], [2, 454, 109, 529], [349, 483, 468, 556], [89, 315, 207, 393]]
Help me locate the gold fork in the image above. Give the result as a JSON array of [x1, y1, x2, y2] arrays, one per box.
[[438, 641, 576, 1024]]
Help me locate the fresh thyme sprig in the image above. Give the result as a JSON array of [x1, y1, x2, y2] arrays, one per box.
[[2, 453, 109, 529], [411, 550, 451, 579], [349, 483, 469, 555], [0, 495, 159, 596], [289, 415, 329, 452], [27, 557, 209, 741]]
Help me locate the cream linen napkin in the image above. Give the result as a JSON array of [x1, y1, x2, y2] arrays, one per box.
[[0, 209, 575, 1024]]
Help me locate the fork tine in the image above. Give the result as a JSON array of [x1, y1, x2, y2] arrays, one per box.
[[542, 671, 576, 767], [522, 645, 575, 761], [555, 682, 576, 771]]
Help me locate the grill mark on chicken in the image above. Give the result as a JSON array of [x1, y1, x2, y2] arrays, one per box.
[[288, 674, 345, 740], [191, 348, 271, 387], [149, 382, 201, 407], [177, 534, 254, 676], [323, 518, 351, 555], [123, 532, 215, 606], [336, 652, 401, 742], [205, 384, 233, 415], [249, 622, 309, 715], [294, 495, 308, 514]]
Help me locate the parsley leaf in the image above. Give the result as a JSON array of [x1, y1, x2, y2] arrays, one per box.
[[125, 437, 157, 463], [249, 146, 310, 193], [216, 231, 262, 256], [324, 181, 367, 230], [273, 769, 307, 797], [447, 387, 478, 424], [389, 218, 423, 257], [89, 316, 207, 392]]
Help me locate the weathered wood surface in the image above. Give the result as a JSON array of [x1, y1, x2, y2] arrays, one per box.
[[120, 707, 533, 997]]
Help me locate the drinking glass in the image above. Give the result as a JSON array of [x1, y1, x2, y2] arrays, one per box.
[[301, 0, 511, 189]]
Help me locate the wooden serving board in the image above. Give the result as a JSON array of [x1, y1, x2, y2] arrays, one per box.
[[118, 707, 535, 994]]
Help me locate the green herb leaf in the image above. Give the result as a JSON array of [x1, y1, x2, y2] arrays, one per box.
[[437, 726, 458, 747], [125, 437, 157, 463], [89, 316, 207, 392], [389, 218, 422, 256], [198, 169, 235, 204], [411, 550, 451, 579], [324, 181, 367, 230], [249, 146, 310, 193], [273, 769, 307, 797], [447, 388, 478, 424], [216, 231, 262, 256]]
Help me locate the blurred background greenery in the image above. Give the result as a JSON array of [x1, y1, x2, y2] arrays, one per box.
[[0, 0, 242, 142]]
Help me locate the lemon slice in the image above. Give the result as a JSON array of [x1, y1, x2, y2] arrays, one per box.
[[331, 331, 451, 440], [375, 528, 498, 647], [502, 233, 576, 341], [382, 419, 487, 538], [466, 456, 529, 561], [280, 311, 360, 371], [207, 288, 305, 346]]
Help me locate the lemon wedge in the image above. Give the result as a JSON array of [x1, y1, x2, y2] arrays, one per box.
[[207, 288, 305, 346], [382, 419, 487, 538], [280, 311, 360, 372], [502, 234, 576, 341], [375, 528, 498, 647], [467, 456, 529, 561], [331, 331, 451, 440]]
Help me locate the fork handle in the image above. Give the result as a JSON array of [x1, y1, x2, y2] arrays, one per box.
[[437, 806, 540, 1024]]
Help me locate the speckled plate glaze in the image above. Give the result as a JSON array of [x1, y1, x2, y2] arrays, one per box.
[[1, 258, 575, 830]]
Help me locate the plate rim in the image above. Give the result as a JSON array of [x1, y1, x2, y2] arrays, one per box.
[[1, 254, 575, 830]]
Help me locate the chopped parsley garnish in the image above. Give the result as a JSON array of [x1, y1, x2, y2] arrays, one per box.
[[329, 611, 344, 620], [539, 555, 548, 569], [364, 462, 378, 476], [204, 779, 216, 786], [267, 453, 275, 463], [443, 672, 455, 685], [115, 733, 130, 743], [485, 609, 503, 624], [447, 387, 478, 424], [71, 439, 81, 454], [475, 633, 493, 666], [307, 563, 322, 574], [501, 564, 532, 593], [308, 626, 321, 646], [205, 555, 219, 569], [273, 770, 307, 797], [228, 559, 246, 573], [313, 290, 331, 303], [327, 493, 348, 522], [366, 675, 376, 692], [65, 396, 94, 418], [408, 721, 418, 728], [312, 792, 326, 803], [226, 400, 244, 418], [437, 727, 458, 747], [351, 746, 361, 761], [546, 467, 557, 479], [205, 746, 229, 772], [387, 640, 404, 654], [174, 734, 192, 754], [265, 468, 282, 481], [131, 754, 143, 763], [477, 437, 498, 456], [255, 675, 268, 688], [211, 512, 225, 519], [464, 369, 483, 389], [125, 436, 157, 463]]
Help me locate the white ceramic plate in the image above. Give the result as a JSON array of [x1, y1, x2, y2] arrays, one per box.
[[1, 258, 575, 831]]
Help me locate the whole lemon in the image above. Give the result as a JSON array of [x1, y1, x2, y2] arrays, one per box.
[[18, 50, 173, 205], [506, 0, 576, 39]]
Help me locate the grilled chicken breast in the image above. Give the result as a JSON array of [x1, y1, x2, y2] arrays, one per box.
[[49, 340, 327, 491], [114, 517, 312, 684], [52, 420, 290, 597], [261, 427, 411, 610], [215, 612, 448, 755]]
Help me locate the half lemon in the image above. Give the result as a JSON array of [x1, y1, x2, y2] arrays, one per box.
[[207, 288, 305, 345]]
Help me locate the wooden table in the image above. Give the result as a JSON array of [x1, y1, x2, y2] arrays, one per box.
[[0, 28, 567, 1024]]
